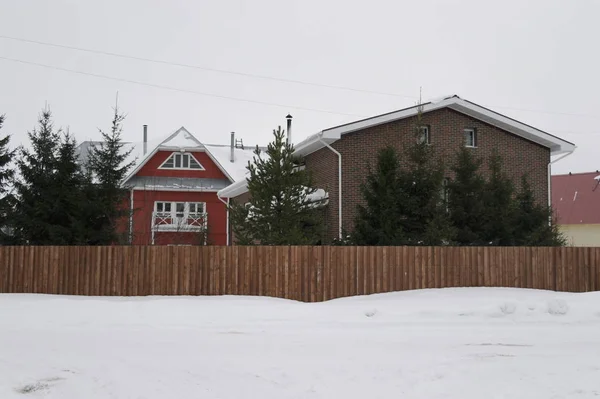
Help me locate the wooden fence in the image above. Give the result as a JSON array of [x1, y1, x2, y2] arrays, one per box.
[[1, 246, 599, 301]]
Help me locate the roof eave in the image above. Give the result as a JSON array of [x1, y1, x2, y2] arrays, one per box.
[[217, 178, 249, 198]]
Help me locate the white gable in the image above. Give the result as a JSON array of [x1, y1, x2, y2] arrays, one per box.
[[121, 127, 257, 185], [160, 127, 204, 149]]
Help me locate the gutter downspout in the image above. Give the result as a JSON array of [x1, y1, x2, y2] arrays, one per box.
[[217, 194, 230, 246], [129, 187, 134, 244], [318, 138, 342, 240], [548, 149, 576, 208]]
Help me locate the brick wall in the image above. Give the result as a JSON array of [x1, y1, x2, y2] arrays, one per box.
[[305, 108, 551, 242], [229, 191, 251, 244]]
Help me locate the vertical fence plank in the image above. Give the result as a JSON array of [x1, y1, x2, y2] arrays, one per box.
[[0, 248, 6, 293], [253, 246, 263, 297], [594, 248, 600, 292], [591, 248, 598, 292], [193, 247, 203, 296]]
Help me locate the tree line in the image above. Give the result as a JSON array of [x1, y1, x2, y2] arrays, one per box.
[[231, 122, 565, 247], [0, 108, 133, 245]]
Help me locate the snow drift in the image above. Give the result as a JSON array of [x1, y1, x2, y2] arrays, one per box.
[[1, 288, 599, 398]]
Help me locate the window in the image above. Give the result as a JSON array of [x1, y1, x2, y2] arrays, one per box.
[[417, 125, 430, 144], [464, 128, 477, 147], [188, 202, 205, 215], [155, 201, 172, 216], [154, 201, 206, 217], [175, 202, 185, 219], [160, 153, 204, 170]]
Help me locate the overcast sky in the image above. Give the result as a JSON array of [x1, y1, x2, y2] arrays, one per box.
[[0, 0, 598, 174]]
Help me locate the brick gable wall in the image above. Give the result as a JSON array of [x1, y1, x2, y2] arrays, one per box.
[[305, 108, 550, 242]]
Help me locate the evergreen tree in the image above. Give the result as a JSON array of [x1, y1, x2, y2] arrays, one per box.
[[86, 107, 135, 244], [395, 128, 454, 245], [11, 110, 62, 244], [0, 115, 16, 244], [481, 151, 516, 245], [353, 147, 406, 245], [229, 126, 324, 245], [514, 175, 566, 246], [46, 132, 91, 244], [447, 147, 487, 245]]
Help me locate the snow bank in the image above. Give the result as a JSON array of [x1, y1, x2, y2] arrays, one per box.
[[1, 288, 600, 398]]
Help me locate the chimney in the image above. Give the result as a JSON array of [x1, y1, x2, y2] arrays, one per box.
[[230, 132, 235, 163], [286, 114, 293, 145], [143, 125, 148, 155]]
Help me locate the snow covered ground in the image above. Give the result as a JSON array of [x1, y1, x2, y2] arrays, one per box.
[[1, 288, 600, 398]]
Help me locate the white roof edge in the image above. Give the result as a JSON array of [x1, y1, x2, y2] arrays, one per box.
[[449, 100, 575, 155], [292, 95, 575, 157], [217, 178, 248, 198]]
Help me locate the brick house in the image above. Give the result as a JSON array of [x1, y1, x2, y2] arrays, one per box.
[[78, 127, 256, 245], [219, 95, 575, 243]]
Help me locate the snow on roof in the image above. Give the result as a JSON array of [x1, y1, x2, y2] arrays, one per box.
[[294, 95, 576, 158], [160, 127, 203, 148], [126, 176, 231, 191], [120, 127, 259, 184], [78, 126, 260, 186], [204, 144, 257, 182]]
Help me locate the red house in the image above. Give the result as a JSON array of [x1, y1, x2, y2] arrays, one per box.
[[78, 127, 256, 245]]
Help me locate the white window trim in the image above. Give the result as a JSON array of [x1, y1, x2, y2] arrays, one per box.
[[154, 201, 206, 218], [464, 128, 477, 148], [158, 152, 206, 170], [417, 125, 431, 145]]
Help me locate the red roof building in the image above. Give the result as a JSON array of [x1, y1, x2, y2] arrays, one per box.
[[551, 172, 600, 246]]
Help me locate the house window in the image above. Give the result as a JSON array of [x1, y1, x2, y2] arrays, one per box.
[[154, 201, 206, 218], [417, 125, 430, 144], [464, 128, 477, 148], [155, 201, 172, 217], [175, 202, 185, 219], [188, 202, 205, 216], [160, 153, 204, 170]]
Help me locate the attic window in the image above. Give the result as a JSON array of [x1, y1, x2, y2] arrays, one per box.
[[160, 153, 204, 170]]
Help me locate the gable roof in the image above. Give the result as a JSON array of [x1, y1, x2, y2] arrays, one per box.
[[218, 95, 577, 199], [77, 127, 258, 186], [552, 172, 600, 225], [294, 95, 576, 157], [122, 127, 256, 184]]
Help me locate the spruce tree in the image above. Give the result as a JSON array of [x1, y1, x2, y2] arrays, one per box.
[[86, 107, 135, 244], [447, 147, 487, 245], [396, 127, 454, 245], [47, 132, 91, 244], [514, 175, 566, 246], [12, 110, 62, 244], [481, 151, 516, 245], [229, 126, 324, 245], [354, 147, 406, 245], [0, 115, 16, 244]]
